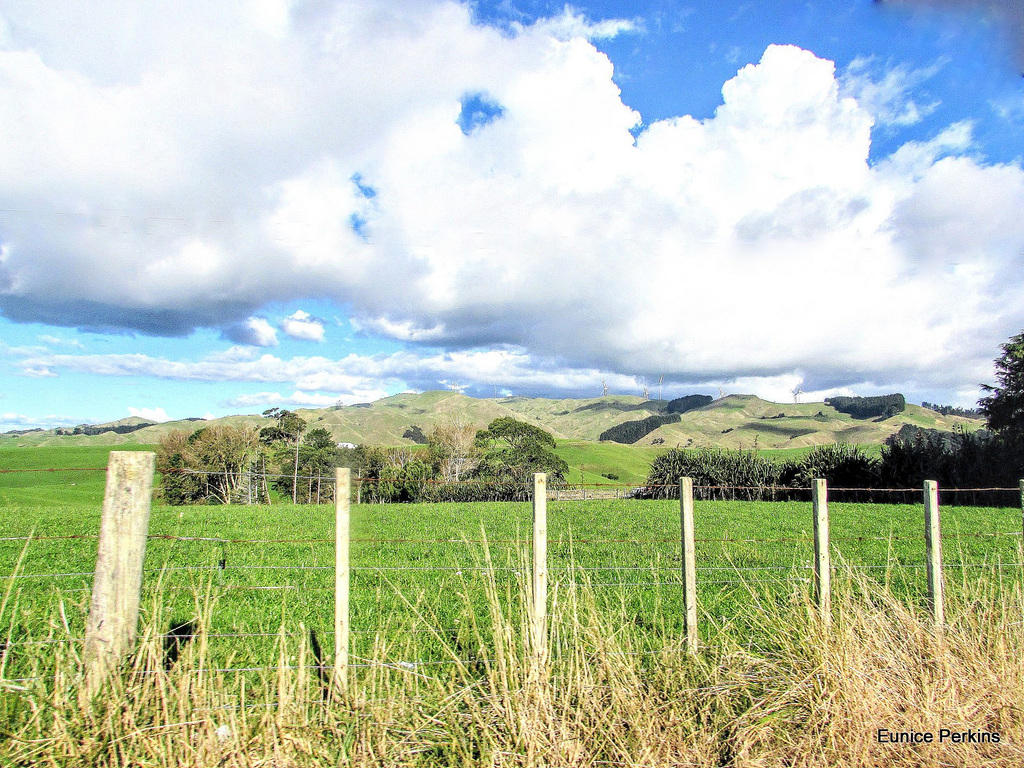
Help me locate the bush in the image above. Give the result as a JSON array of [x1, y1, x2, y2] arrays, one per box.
[[878, 425, 1017, 503], [790, 443, 879, 489], [637, 447, 791, 501], [156, 426, 267, 505]]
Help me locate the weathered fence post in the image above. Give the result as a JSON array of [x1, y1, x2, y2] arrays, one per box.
[[812, 479, 831, 625], [334, 468, 351, 695], [679, 477, 698, 652], [532, 473, 547, 662], [923, 480, 944, 626], [82, 451, 155, 700]]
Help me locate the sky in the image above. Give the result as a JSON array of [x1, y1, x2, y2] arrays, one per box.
[[1, 0, 1024, 431]]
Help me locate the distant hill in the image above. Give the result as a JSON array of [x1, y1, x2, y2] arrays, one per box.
[[640, 395, 981, 450], [1, 391, 985, 451]]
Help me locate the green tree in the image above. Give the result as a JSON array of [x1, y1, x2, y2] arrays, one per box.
[[260, 408, 307, 504], [359, 446, 433, 502], [474, 417, 568, 484], [271, 426, 338, 503], [156, 425, 265, 504], [979, 330, 1024, 446]]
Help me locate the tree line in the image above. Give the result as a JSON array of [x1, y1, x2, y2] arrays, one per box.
[[640, 331, 1024, 504], [156, 412, 568, 505], [636, 431, 1008, 504]]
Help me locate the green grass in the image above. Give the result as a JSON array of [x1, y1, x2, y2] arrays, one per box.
[[0, 444, 156, 507], [553, 439, 664, 485], [2, 447, 1023, 766], [2, 445, 1022, 694]]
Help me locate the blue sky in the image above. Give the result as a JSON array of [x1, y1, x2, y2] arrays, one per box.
[[1, 0, 1023, 430]]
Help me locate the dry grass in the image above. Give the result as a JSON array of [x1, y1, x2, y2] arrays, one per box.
[[1, 559, 1022, 767]]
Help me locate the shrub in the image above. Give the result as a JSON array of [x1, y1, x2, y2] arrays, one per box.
[[637, 447, 791, 501], [791, 443, 879, 489]]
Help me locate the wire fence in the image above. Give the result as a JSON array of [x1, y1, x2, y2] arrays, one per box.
[[6, 462, 1024, 501], [2, 459, 1023, 690]]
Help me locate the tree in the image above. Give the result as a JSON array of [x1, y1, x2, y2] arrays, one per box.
[[474, 417, 568, 484], [260, 408, 307, 504], [359, 446, 433, 502], [979, 330, 1024, 446], [428, 418, 479, 482], [270, 426, 338, 504], [156, 425, 266, 504]]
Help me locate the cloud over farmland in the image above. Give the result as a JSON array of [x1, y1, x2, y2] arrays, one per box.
[[1, 1, 1022, 403]]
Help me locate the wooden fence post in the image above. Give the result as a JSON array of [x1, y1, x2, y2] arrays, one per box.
[[334, 468, 351, 695], [82, 451, 155, 699], [812, 479, 831, 625], [924, 480, 944, 626], [532, 473, 547, 661], [679, 477, 698, 652], [1019, 480, 1023, 554]]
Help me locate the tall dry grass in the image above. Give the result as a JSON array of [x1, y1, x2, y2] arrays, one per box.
[[1, 556, 1022, 767]]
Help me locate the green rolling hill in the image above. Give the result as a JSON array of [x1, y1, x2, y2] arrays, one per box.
[[3, 391, 982, 457]]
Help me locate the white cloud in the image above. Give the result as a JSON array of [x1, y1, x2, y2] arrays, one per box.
[[127, 406, 170, 422], [0, 4, 1020, 401], [37, 334, 84, 349], [0, 412, 79, 431], [20, 365, 56, 377], [280, 310, 326, 342], [841, 57, 942, 127], [223, 317, 278, 347], [10, 346, 644, 400], [223, 389, 388, 409], [8, 340, 966, 406], [204, 345, 262, 363], [525, 7, 638, 41]]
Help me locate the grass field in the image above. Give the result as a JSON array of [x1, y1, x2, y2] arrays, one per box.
[[2, 445, 1023, 766], [2, 445, 1021, 668]]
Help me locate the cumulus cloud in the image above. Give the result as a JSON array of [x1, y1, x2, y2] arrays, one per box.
[[8, 343, 960, 406], [0, 3, 1021, 402], [127, 406, 170, 422], [223, 317, 278, 347], [280, 310, 326, 342]]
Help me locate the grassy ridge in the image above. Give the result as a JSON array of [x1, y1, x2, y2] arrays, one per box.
[[1, 391, 984, 451]]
